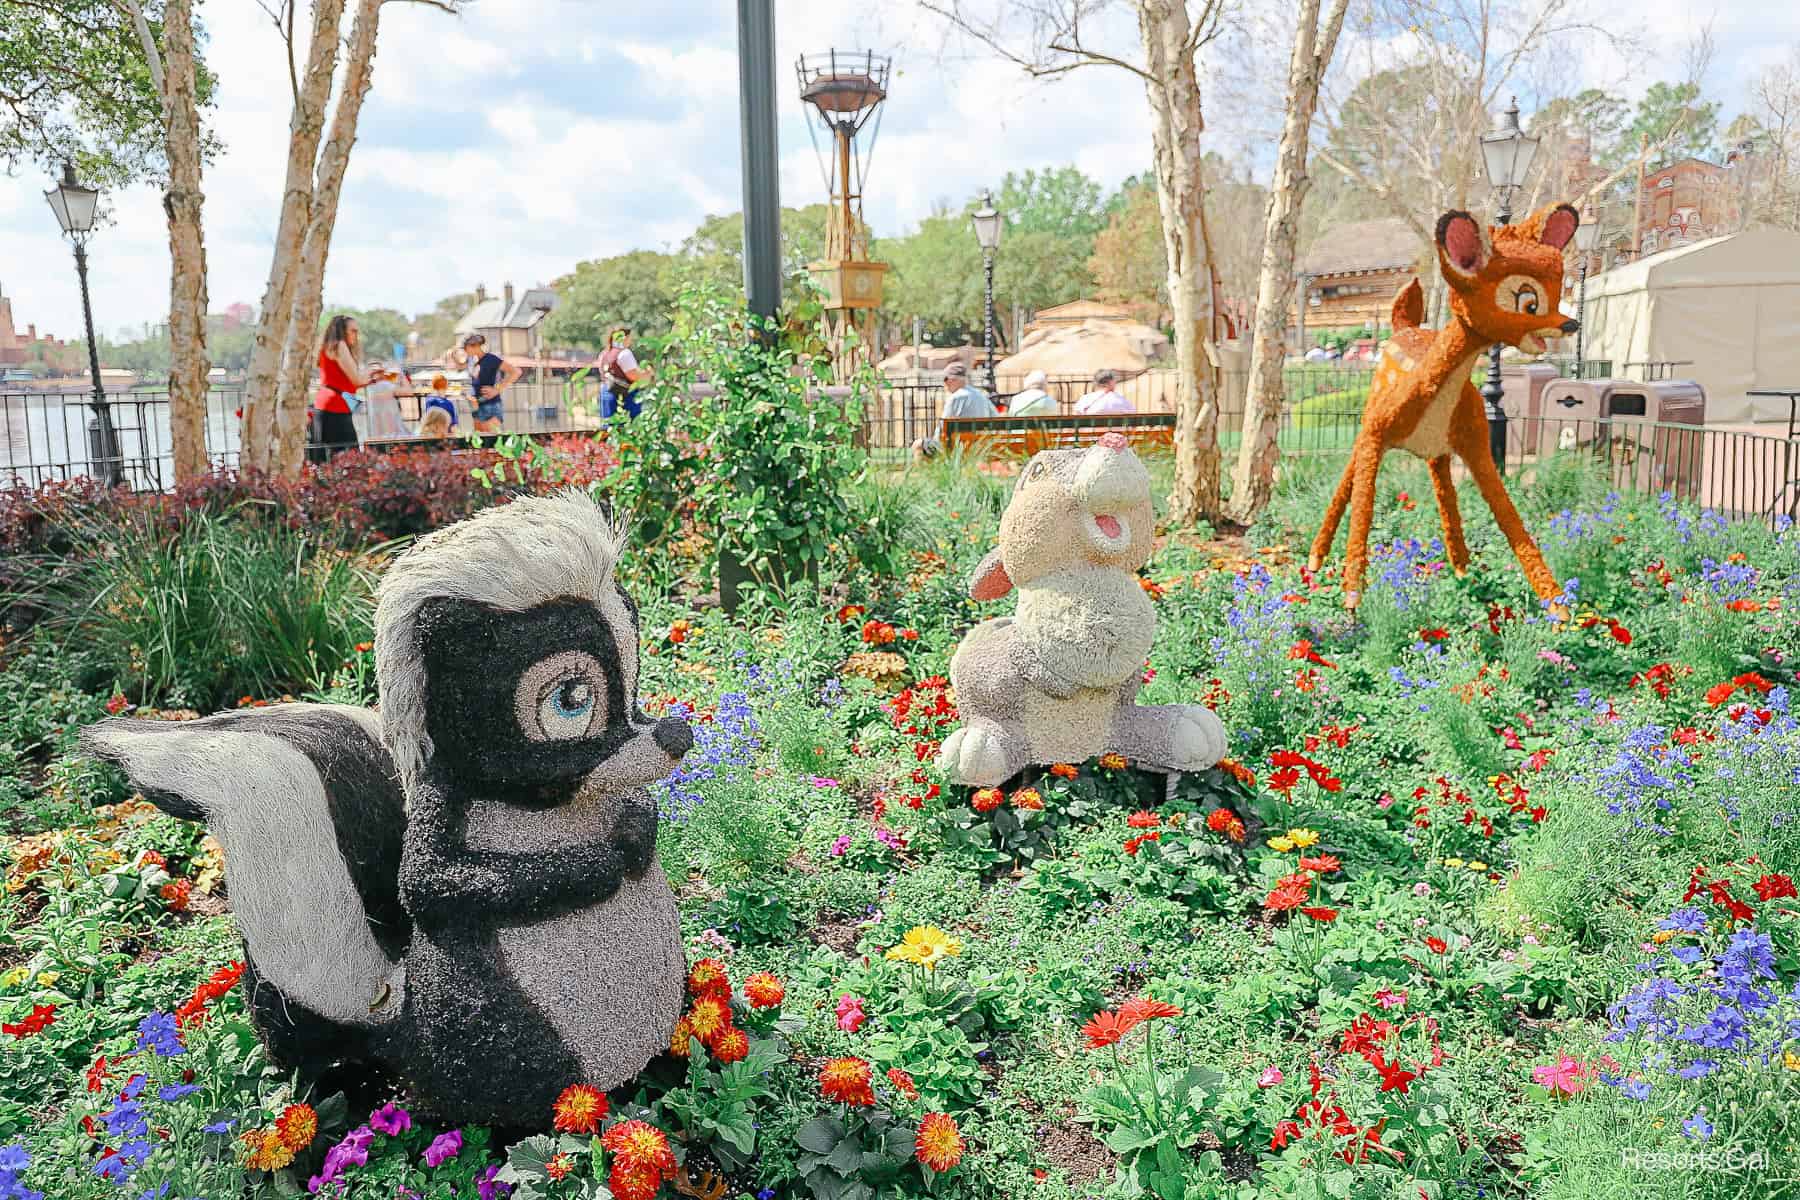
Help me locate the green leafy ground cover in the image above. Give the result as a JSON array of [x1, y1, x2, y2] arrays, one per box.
[[2, 448, 1799, 1200]]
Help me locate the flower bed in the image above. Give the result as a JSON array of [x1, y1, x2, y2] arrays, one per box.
[[2, 455, 1798, 1200]]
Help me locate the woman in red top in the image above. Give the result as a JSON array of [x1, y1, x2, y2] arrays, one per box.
[[311, 315, 368, 462]]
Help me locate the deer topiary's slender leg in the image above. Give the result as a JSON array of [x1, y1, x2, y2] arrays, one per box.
[[1338, 441, 1384, 607], [1451, 406, 1559, 603], [1427, 454, 1470, 575], [1309, 452, 1359, 572]]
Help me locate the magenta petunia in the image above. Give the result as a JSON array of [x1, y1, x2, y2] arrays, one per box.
[[423, 1129, 463, 1167], [370, 1102, 412, 1136]]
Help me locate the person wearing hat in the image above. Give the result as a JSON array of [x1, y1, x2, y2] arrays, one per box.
[[454, 332, 522, 434], [913, 361, 996, 458], [1008, 368, 1057, 417]]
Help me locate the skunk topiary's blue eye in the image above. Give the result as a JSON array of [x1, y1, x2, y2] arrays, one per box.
[[516, 652, 607, 741]]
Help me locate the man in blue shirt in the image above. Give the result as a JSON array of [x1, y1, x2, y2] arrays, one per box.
[[913, 361, 996, 458]]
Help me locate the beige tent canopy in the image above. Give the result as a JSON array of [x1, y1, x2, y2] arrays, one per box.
[[1577, 227, 1800, 424]]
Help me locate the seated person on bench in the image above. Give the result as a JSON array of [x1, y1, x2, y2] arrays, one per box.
[[1007, 369, 1057, 417], [1075, 368, 1134, 415], [913, 361, 995, 458]]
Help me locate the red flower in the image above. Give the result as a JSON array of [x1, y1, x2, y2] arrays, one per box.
[[743, 972, 785, 1008], [1287, 640, 1336, 669], [1126, 811, 1161, 829], [602, 1121, 678, 1198], [105, 692, 129, 714], [819, 1057, 877, 1107], [1753, 873, 1798, 901], [1123, 831, 1161, 856], [1268, 766, 1302, 796], [971, 788, 1003, 813], [1264, 873, 1311, 913], [687, 957, 731, 999], [914, 1112, 965, 1172], [1424, 936, 1448, 956], [1373, 1057, 1417, 1093], [1301, 906, 1339, 923], [1418, 628, 1448, 642], [1298, 854, 1341, 874], [886, 1067, 919, 1099], [711, 1026, 749, 1064], [836, 604, 867, 623], [552, 1083, 609, 1134], [1118, 996, 1181, 1023], [1048, 762, 1079, 779], [86, 1054, 109, 1093], [159, 878, 192, 912], [1081, 1009, 1140, 1049], [2, 1004, 55, 1039]]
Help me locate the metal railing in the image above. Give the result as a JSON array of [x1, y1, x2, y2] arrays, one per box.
[[1, 377, 608, 489]]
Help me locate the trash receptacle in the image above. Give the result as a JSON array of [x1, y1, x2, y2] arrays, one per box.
[[1538, 378, 1706, 498], [1502, 362, 1560, 461]]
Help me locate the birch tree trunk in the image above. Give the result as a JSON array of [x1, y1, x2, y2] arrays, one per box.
[[1228, 0, 1348, 522], [272, 0, 383, 476], [240, 0, 347, 475], [1138, 0, 1221, 526], [123, 0, 210, 484]]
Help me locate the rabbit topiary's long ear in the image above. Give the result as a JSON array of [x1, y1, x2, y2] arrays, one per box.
[[969, 548, 1012, 601]]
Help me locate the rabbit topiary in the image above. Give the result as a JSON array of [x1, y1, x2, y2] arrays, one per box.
[[937, 434, 1227, 787]]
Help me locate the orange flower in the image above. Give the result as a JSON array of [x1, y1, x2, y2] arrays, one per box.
[[971, 788, 1003, 813], [667, 619, 693, 644], [836, 603, 867, 623], [1081, 1009, 1140, 1049], [242, 1127, 296, 1171], [1118, 995, 1181, 1023], [274, 1103, 317, 1151], [1287, 640, 1336, 669], [819, 1056, 877, 1107], [668, 1016, 695, 1058], [1010, 787, 1044, 811], [915, 1112, 966, 1172], [1098, 752, 1129, 770], [687, 957, 731, 998], [1298, 853, 1341, 874], [686, 995, 732, 1046], [886, 1067, 919, 1099], [159, 878, 192, 912], [1301, 906, 1339, 922], [552, 1083, 609, 1134], [545, 1152, 574, 1182], [1217, 757, 1256, 787], [1049, 762, 1079, 779], [1127, 810, 1161, 829], [712, 1026, 749, 1064], [602, 1119, 678, 1181], [743, 972, 785, 1008]]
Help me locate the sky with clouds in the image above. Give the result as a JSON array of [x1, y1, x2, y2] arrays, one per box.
[[1, 0, 1795, 343]]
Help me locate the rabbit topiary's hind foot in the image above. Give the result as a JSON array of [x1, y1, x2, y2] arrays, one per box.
[[1112, 703, 1227, 775], [937, 724, 1028, 788]]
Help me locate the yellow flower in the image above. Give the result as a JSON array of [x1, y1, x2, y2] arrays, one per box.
[[1287, 828, 1320, 849], [1267, 836, 1296, 852], [1443, 857, 1466, 869], [1651, 930, 1677, 944], [0, 967, 28, 989], [1468, 861, 1488, 872], [1785, 1051, 1800, 1072], [885, 925, 962, 972], [34, 971, 59, 988]]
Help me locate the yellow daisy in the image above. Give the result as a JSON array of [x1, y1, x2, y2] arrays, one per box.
[[1287, 828, 1321, 849], [1267, 836, 1296, 852]]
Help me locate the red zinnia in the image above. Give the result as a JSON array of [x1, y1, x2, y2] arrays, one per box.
[[887, 1067, 919, 1098], [743, 972, 785, 1008], [551, 1083, 609, 1134], [819, 1057, 877, 1107], [915, 1112, 965, 1172], [1301, 906, 1339, 922], [687, 957, 731, 998], [1123, 831, 1161, 855], [1298, 853, 1341, 874], [1425, 936, 1448, 955], [711, 1026, 749, 1064], [1126, 810, 1161, 829], [971, 788, 1003, 813], [1118, 996, 1181, 1023]]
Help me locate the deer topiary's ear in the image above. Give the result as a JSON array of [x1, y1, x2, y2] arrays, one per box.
[[1435, 210, 1489, 279], [969, 548, 1013, 601], [1536, 203, 1579, 250]]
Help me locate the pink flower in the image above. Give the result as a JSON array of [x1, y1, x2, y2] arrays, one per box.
[[1257, 1066, 1283, 1088], [835, 995, 866, 1033], [369, 1102, 411, 1136], [1523, 934, 1540, 946], [1377, 793, 1396, 810], [1412, 882, 1433, 898], [1373, 987, 1407, 1010], [1532, 1053, 1591, 1098], [830, 834, 852, 857]]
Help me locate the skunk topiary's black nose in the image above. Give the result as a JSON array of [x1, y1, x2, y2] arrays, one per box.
[[652, 717, 693, 760]]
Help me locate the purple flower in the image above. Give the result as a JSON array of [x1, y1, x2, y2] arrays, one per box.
[[157, 1084, 200, 1101], [135, 1012, 184, 1057], [310, 1126, 375, 1193], [370, 1102, 412, 1136], [476, 1164, 512, 1200], [829, 834, 851, 857], [423, 1130, 463, 1168]]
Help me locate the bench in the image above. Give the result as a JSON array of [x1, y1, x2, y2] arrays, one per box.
[[942, 411, 1176, 458]]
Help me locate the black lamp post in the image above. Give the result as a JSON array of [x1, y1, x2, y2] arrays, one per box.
[[44, 162, 122, 487], [1572, 215, 1599, 378], [971, 191, 1002, 392], [1477, 98, 1540, 474]]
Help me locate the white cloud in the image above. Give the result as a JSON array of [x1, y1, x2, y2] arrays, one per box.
[[0, 0, 1790, 341]]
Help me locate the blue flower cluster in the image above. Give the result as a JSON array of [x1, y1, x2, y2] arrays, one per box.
[[1593, 724, 1689, 834], [654, 691, 762, 820], [0, 1144, 41, 1200], [1210, 564, 1298, 687], [1700, 556, 1760, 601], [1369, 536, 1444, 611], [1603, 925, 1796, 1109], [135, 1012, 183, 1058], [1547, 493, 1620, 542], [94, 1075, 156, 1183]]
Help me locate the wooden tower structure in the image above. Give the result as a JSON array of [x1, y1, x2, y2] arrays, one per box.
[[797, 49, 890, 379]]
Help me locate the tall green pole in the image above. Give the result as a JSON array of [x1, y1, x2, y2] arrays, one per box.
[[737, 0, 780, 324]]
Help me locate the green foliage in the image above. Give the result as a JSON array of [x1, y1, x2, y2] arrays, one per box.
[[543, 249, 680, 348], [658, 1037, 785, 1168]]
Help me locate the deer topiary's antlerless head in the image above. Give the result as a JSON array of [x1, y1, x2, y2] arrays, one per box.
[[1435, 203, 1582, 356]]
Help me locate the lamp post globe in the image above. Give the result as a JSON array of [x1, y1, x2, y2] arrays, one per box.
[[1476, 98, 1541, 474], [971, 191, 1002, 392], [44, 162, 122, 487], [1572, 217, 1600, 377]]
